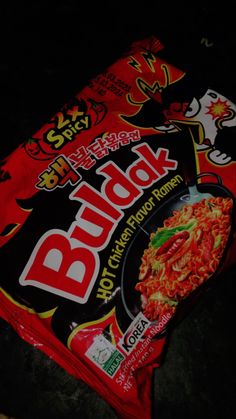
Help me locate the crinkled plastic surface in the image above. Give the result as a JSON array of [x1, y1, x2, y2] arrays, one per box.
[[0, 37, 236, 419]]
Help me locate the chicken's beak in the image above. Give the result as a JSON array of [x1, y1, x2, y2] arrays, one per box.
[[170, 119, 205, 145]]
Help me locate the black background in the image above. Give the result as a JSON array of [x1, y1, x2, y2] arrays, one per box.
[[0, 2, 236, 418]]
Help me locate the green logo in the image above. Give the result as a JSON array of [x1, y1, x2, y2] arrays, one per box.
[[86, 335, 125, 377]]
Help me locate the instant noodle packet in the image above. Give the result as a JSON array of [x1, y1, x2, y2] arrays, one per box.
[[1, 36, 236, 419]]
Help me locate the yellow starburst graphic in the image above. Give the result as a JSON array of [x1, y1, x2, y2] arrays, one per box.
[[206, 98, 230, 119]]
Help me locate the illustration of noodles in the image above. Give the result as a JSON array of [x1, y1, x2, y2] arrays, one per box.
[[135, 196, 233, 321]]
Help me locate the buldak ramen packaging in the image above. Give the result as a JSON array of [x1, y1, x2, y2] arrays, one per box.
[[0, 37, 236, 419]]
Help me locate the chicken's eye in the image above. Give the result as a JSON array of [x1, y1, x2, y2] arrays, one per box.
[[185, 97, 200, 117]]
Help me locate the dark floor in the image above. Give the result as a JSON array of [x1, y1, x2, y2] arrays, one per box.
[[1, 2, 236, 418]]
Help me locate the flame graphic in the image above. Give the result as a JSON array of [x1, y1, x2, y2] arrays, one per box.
[[206, 98, 230, 119]]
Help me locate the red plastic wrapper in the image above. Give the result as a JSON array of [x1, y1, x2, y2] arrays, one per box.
[[0, 36, 236, 419]]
